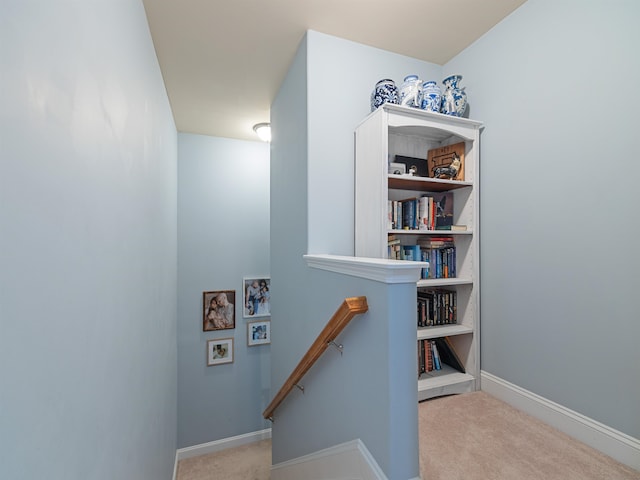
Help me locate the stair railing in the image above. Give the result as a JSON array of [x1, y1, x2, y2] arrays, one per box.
[[262, 296, 368, 421]]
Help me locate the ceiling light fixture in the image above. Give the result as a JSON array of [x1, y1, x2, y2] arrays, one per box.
[[253, 122, 271, 142]]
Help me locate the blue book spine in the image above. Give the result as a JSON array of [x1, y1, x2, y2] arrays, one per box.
[[431, 341, 442, 370]]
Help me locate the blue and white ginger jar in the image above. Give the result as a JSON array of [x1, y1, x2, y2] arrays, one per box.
[[370, 79, 398, 111], [399, 75, 421, 108], [441, 74, 468, 117], [420, 81, 441, 113]]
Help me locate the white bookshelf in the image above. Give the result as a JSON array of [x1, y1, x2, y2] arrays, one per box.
[[354, 103, 482, 401]]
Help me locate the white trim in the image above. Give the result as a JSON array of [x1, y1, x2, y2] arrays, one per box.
[[304, 254, 426, 284], [172, 451, 178, 480], [271, 439, 410, 480], [481, 371, 640, 471], [175, 428, 272, 463]]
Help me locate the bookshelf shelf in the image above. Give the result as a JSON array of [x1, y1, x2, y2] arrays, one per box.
[[416, 277, 473, 288], [388, 175, 472, 192], [388, 229, 473, 236], [417, 324, 473, 341], [418, 366, 475, 401], [355, 103, 482, 402]]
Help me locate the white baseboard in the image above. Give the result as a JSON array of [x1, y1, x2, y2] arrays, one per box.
[[481, 370, 640, 471], [271, 438, 418, 480], [172, 453, 178, 480], [172, 428, 272, 479]]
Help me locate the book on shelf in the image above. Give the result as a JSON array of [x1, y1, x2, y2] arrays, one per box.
[[389, 197, 419, 230], [387, 236, 455, 279], [418, 339, 436, 376], [388, 192, 456, 232], [417, 289, 457, 326], [436, 224, 468, 231], [402, 197, 417, 230], [417, 196, 432, 231], [427, 141, 465, 181], [417, 337, 464, 375], [417, 236, 456, 279], [401, 244, 418, 261], [430, 340, 442, 370], [432, 191, 454, 229]]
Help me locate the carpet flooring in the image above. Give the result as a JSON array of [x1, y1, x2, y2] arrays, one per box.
[[176, 391, 639, 480], [418, 392, 639, 480]]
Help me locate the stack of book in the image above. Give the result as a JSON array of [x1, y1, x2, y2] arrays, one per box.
[[417, 289, 457, 327], [417, 236, 456, 279], [388, 192, 457, 231], [388, 236, 456, 280], [418, 337, 465, 377], [388, 236, 431, 279]]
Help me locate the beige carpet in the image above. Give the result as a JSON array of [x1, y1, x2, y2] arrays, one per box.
[[176, 439, 271, 480], [176, 392, 639, 480], [419, 392, 639, 480]]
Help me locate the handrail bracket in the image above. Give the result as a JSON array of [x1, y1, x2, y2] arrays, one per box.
[[328, 341, 344, 355]]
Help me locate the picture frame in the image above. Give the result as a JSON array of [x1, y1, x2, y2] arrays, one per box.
[[243, 277, 271, 318], [207, 338, 234, 366], [247, 320, 271, 346], [394, 155, 429, 177], [203, 290, 236, 331], [427, 141, 465, 181], [388, 162, 406, 175]]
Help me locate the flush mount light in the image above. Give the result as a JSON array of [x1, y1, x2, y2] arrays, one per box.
[[253, 122, 271, 142]]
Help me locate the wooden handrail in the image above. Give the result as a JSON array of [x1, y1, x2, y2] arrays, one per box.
[[262, 296, 368, 420]]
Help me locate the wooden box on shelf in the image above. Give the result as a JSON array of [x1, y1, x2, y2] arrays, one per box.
[[427, 141, 465, 181]]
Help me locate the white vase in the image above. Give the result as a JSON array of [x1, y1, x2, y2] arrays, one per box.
[[399, 75, 421, 108]]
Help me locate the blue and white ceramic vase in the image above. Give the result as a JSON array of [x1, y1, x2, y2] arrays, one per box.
[[370, 79, 398, 111], [399, 75, 421, 108], [441, 74, 467, 117], [420, 81, 442, 112]]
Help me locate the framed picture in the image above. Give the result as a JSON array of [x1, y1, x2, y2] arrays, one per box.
[[388, 162, 406, 175], [203, 290, 236, 331], [247, 320, 271, 346], [427, 142, 465, 181], [207, 338, 234, 366], [243, 277, 270, 318], [394, 155, 429, 177]]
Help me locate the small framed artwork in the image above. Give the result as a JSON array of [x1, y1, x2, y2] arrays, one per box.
[[394, 155, 429, 177], [247, 320, 271, 346], [207, 338, 234, 366], [427, 141, 465, 181], [203, 290, 236, 331], [388, 162, 406, 175], [243, 277, 270, 318]]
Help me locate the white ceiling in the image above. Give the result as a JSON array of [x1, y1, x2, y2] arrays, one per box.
[[142, 0, 527, 142]]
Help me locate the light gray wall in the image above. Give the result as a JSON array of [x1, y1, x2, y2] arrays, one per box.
[[270, 31, 441, 477], [177, 133, 270, 447], [0, 2, 178, 479], [445, 0, 640, 438], [270, 269, 420, 479], [269, 33, 309, 397], [306, 31, 442, 255]]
